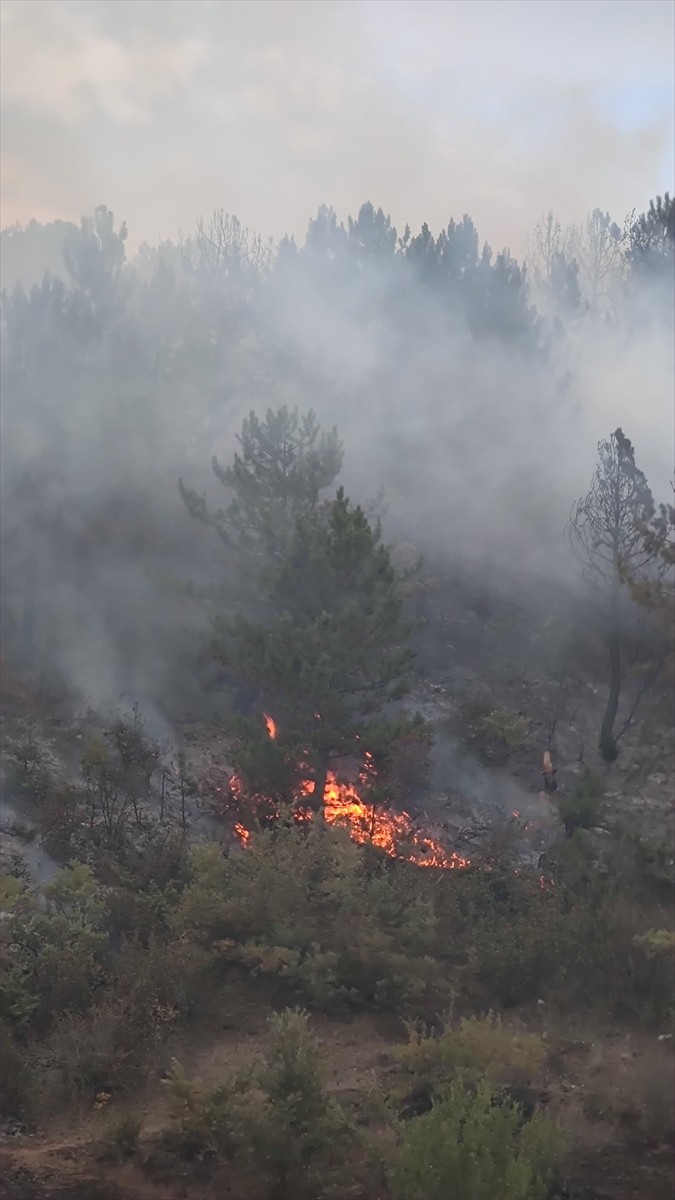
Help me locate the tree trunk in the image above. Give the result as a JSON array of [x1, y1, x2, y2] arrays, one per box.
[[599, 631, 621, 762]]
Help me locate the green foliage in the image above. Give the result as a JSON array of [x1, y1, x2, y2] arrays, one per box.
[[462, 702, 529, 763], [394, 1011, 546, 1093], [556, 770, 605, 835], [162, 1058, 245, 1159], [110, 704, 162, 790], [180, 405, 343, 566], [389, 1082, 561, 1200], [5, 728, 53, 802], [250, 1008, 350, 1198], [163, 1009, 349, 1197], [633, 928, 675, 959], [0, 873, 26, 911], [100, 1114, 142, 1162], [1, 883, 108, 1033], [174, 822, 438, 1011], [219, 486, 426, 805], [626, 193, 674, 279], [44, 861, 105, 926], [78, 713, 162, 844]]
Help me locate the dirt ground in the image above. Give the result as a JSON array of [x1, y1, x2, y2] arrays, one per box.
[[2, 994, 673, 1199]]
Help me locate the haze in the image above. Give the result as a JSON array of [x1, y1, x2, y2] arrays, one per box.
[[1, 0, 673, 254]]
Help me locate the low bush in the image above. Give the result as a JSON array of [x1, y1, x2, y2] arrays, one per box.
[[163, 1009, 352, 1198], [556, 770, 605, 836], [173, 822, 441, 1012], [99, 1114, 142, 1162], [394, 1010, 546, 1094], [462, 702, 530, 763], [388, 1081, 562, 1200]]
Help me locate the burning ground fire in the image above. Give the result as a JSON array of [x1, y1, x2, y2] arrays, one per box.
[[231, 715, 470, 870]]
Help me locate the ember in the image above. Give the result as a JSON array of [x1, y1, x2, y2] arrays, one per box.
[[230, 715, 470, 870]]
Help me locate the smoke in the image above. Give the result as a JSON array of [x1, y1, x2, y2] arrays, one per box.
[[1, 2, 672, 251], [0, 3, 673, 742]]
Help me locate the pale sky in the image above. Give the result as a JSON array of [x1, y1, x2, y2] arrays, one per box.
[[1, 0, 673, 255]]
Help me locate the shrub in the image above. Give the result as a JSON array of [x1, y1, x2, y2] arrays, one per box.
[[632, 928, 675, 959], [394, 1011, 546, 1094], [100, 1114, 142, 1162], [162, 1059, 246, 1160], [0, 874, 26, 912], [469, 892, 571, 1006], [250, 1008, 351, 1198], [628, 927, 675, 1026], [0, 1023, 32, 1119], [163, 1009, 351, 1197], [174, 822, 440, 1013], [556, 770, 605, 836], [462, 703, 529, 763], [389, 1082, 561, 1200], [6, 730, 53, 802], [1, 909, 108, 1034]]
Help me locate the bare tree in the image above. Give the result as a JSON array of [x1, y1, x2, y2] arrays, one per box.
[[568, 209, 623, 313], [528, 213, 571, 284], [182, 210, 273, 298], [566, 428, 658, 762]]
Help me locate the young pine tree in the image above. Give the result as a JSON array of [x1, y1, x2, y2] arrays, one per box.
[[216, 487, 425, 809], [179, 405, 343, 569]]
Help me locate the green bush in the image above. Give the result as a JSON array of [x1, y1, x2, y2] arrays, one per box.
[[100, 1114, 142, 1162], [163, 1009, 351, 1197], [389, 1082, 561, 1200], [556, 770, 605, 836], [6, 731, 53, 803], [162, 1059, 246, 1160], [462, 702, 530, 763], [173, 821, 440, 1012], [250, 1008, 350, 1198], [394, 1011, 546, 1093], [1, 911, 108, 1034], [633, 928, 675, 959]]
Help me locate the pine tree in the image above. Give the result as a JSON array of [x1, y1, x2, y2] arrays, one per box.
[[216, 487, 425, 809], [179, 406, 343, 570]]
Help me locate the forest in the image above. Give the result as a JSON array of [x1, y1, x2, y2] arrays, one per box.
[[0, 191, 673, 1200]]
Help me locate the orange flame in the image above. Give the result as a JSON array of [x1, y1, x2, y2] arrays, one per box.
[[231, 717, 469, 870], [233, 821, 251, 845]]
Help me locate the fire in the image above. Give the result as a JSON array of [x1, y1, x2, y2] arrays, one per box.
[[233, 821, 251, 845], [231, 716, 470, 870]]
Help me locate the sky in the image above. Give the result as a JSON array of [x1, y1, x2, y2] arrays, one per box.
[[1, 0, 673, 255]]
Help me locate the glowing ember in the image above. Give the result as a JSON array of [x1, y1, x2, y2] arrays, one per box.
[[231, 715, 470, 870]]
